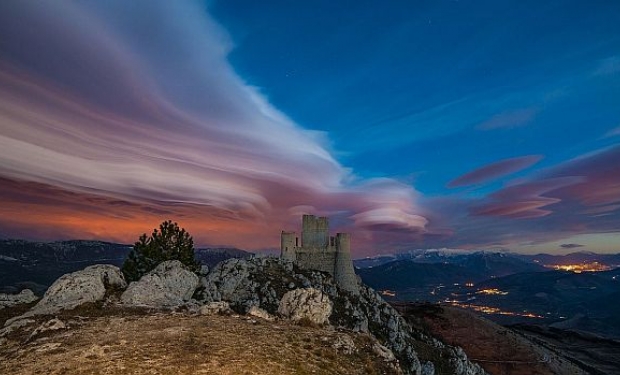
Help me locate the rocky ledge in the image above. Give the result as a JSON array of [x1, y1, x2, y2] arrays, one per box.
[[1, 257, 487, 375]]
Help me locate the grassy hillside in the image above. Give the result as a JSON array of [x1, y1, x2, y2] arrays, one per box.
[[0, 309, 400, 375]]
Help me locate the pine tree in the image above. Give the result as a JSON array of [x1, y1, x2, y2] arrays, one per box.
[[122, 220, 200, 282]]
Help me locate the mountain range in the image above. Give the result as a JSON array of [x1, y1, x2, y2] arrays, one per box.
[[356, 249, 620, 340], [0, 239, 251, 294]]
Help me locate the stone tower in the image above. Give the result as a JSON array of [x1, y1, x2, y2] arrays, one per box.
[[280, 215, 358, 294]]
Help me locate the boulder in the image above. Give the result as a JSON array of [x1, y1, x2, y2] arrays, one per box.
[[0, 289, 38, 309], [199, 258, 258, 309], [27, 265, 125, 316], [277, 288, 332, 325], [121, 260, 199, 307]]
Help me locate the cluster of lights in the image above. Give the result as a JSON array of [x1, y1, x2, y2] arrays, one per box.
[[446, 301, 543, 318], [476, 288, 509, 296], [544, 262, 611, 273]]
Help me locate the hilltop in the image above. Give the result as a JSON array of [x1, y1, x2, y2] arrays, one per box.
[[0, 257, 487, 375], [1, 309, 401, 375]]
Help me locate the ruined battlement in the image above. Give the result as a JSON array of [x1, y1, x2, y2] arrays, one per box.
[[281, 215, 358, 294]]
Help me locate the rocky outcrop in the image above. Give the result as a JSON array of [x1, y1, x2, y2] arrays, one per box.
[[0, 289, 38, 309], [197, 257, 487, 375], [277, 288, 332, 325], [24, 265, 125, 318], [121, 260, 199, 307], [0, 256, 486, 375]]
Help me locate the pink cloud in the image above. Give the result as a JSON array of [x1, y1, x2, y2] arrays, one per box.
[[448, 155, 543, 188], [546, 146, 620, 206], [0, 2, 428, 256], [476, 107, 538, 130], [471, 177, 584, 219]]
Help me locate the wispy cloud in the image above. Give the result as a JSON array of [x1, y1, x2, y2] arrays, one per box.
[[605, 125, 620, 138], [560, 243, 584, 249], [420, 145, 620, 250], [0, 1, 427, 254], [593, 56, 620, 76], [448, 155, 542, 188], [476, 107, 538, 130], [470, 177, 583, 219]]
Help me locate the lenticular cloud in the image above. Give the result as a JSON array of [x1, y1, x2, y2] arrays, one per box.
[[0, 1, 427, 247]]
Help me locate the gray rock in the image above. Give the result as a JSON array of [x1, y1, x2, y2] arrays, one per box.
[[373, 343, 397, 362], [200, 301, 232, 315], [0, 289, 38, 309], [121, 260, 199, 307], [6, 265, 126, 326], [277, 288, 332, 325], [199, 258, 259, 310], [0, 318, 36, 337], [332, 334, 356, 355], [448, 346, 487, 375], [421, 361, 435, 375], [201, 264, 210, 273], [248, 305, 275, 321], [29, 318, 66, 340]]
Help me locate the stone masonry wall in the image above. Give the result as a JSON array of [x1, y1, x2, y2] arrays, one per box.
[[295, 250, 337, 275]]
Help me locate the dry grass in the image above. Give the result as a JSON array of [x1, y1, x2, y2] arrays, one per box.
[[395, 303, 587, 375], [1, 311, 400, 375]]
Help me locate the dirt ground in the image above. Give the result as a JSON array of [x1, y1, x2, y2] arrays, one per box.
[[0, 311, 400, 375]]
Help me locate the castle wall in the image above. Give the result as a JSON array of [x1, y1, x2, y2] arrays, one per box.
[[280, 231, 297, 262], [281, 215, 359, 295], [334, 233, 358, 294], [301, 215, 329, 248], [295, 249, 337, 275]]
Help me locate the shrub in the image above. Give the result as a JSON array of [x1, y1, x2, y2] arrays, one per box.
[[122, 220, 200, 282]]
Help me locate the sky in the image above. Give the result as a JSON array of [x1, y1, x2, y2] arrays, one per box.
[[0, 1, 619, 256]]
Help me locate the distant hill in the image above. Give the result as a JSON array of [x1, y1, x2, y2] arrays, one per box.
[[456, 252, 547, 276], [520, 251, 620, 267], [474, 269, 620, 337], [394, 303, 590, 375], [355, 249, 620, 269], [357, 249, 620, 340], [194, 247, 253, 268], [358, 252, 546, 291], [0, 239, 252, 294], [358, 261, 481, 290], [0, 240, 131, 294]]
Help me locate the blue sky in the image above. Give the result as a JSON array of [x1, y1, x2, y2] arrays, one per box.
[[0, 1, 619, 255], [209, 0, 620, 253], [212, 0, 620, 190]]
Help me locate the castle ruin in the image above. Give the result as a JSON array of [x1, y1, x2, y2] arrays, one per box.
[[281, 215, 358, 294]]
